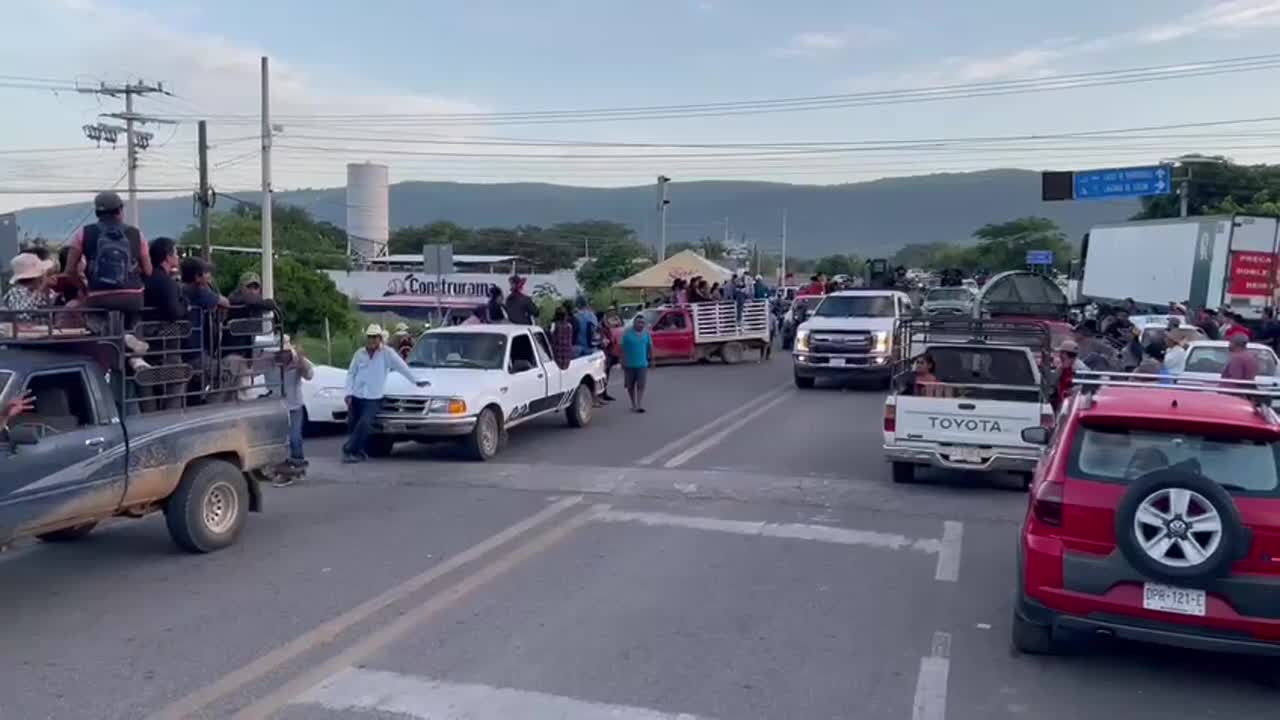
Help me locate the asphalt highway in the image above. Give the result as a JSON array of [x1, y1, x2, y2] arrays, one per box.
[[1, 353, 1276, 719]]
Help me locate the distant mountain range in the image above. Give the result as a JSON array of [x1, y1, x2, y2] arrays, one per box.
[[12, 170, 1136, 257]]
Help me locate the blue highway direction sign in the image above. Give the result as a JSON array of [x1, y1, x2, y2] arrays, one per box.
[[1074, 165, 1173, 200], [1026, 250, 1054, 266]]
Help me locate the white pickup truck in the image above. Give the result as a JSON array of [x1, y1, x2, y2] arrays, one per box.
[[792, 289, 913, 388], [367, 324, 607, 460], [882, 320, 1053, 487]]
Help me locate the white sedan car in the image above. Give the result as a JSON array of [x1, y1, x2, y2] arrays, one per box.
[[1177, 340, 1280, 390], [301, 364, 349, 429]]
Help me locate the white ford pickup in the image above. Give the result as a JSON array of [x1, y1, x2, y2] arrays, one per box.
[[882, 320, 1053, 487], [367, 324, 607, 460]]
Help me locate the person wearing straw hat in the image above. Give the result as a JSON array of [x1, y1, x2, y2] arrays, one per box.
[[3, 253, 55, 317], [392, 322, 415, 361], [342, 323, 427, 464]]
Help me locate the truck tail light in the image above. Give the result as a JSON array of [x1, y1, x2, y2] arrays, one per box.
[[883, 404, 896, 433], [1032, 477, 1064, 527]]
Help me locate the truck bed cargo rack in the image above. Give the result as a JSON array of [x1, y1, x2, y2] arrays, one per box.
[[896, 318, 1053, 357], [0, 306, 288, 413]]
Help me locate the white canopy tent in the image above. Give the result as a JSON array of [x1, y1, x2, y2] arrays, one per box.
[[613, 250, 733, 289]]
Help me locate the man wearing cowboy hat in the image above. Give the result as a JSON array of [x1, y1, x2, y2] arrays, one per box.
[[392, 322, 415, 360], [342, 323, 427, 464], [3, 252, 56, 317]]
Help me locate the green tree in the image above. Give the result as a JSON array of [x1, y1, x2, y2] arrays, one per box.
[[892, 242, 953, 269], [813, 254, 864, 278], [966, 217, 1073, 272], [180, 202, 348, 270], [1135, 161, 1280, 220], [576, 237, 654, 292]]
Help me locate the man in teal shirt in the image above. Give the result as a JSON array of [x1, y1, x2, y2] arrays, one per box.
[[620, 313, 654, 413]]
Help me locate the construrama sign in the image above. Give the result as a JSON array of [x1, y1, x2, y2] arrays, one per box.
[[384, 275, 492, 298]]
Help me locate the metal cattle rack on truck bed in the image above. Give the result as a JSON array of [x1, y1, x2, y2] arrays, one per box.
[[891, 318, 1055, 400], [0, 305, 288, 414]]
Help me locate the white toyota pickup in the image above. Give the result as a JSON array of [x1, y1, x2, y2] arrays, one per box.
[[367, 324, 607, 460], [882, 321, 1053, 487]]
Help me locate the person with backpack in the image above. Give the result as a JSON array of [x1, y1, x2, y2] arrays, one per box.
[[64, 191, 153, 331]]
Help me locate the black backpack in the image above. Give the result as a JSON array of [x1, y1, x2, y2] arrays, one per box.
[[84, 222, 141, 291]]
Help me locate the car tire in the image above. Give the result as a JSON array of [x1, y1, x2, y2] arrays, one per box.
[[466, 406, 502, 461], [366, 436, 397, 458], [1010, 612, 1057, 655], [891, 462, 916, 484], [36, 522, 98, 543], [721, 341, 745, 364], [794, 374, 815, 389], [1114, 468, 1244, 587], [566, 383, 593, 428], [165, 459, 249, 554]]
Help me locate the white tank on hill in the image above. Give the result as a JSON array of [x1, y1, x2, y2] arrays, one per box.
[[346, 162, 389, 260]]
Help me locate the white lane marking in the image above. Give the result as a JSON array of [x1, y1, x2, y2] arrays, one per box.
[[147, 496, 584, 720], [596, 510, 943, 554], [295, 667, 713, 720], [912, 631, 951, 720], [232, 505, 606, 720], [636, 382, 791, 466], [935, 521, 964, 582], [662, 391, 793, 468]]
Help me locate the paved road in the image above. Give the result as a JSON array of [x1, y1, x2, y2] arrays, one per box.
[[2, 353, 1277, 719]]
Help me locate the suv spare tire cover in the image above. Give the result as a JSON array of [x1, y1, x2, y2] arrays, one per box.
[[1114, 468, 1244, 587]]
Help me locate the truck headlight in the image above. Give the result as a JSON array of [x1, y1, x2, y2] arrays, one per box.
[[872, 331, 890, 353], [795, 330, 810, 351], [428, 398, 468, 415]]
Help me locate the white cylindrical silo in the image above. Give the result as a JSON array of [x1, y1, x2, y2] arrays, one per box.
[[346, 162, 389, 260]]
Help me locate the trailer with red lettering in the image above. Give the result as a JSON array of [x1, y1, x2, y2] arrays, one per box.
[[1079, 215, 1280, 318]]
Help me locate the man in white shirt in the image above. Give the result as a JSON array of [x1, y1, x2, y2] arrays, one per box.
[[343, 323, 426, 464], [1163, 331, 1189, 375]]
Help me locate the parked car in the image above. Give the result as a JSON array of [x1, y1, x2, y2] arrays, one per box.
[[1, 308, 288, 553], [922, 286, 975, 317], [1179, 340, 1279, 382], [792, 290, 914, 388], [368, 324, 607, 461], [1014, 373, 1280, 678], [613, 301, 771, 364], [300, 364, 349, 430]]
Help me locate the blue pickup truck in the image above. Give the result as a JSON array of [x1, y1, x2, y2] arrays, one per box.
[[0, 308, 289, 553]]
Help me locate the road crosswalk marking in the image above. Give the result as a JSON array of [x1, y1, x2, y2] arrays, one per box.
[[596, 509, 952, 556], [293, 667, 712, 719]]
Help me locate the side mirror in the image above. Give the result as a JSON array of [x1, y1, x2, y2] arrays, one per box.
[[8, 425, 40, 446], [1021, 426, 1051, 446], [510, 359, 535, 373]]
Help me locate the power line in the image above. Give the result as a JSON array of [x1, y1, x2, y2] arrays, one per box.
[[151, 53, 1280, 126]]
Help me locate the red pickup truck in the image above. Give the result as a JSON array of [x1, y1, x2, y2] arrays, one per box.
[[610, 301, 772, 364]]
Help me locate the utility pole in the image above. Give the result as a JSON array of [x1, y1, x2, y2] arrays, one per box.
[[197, 120, 212, 262], [260, 56, 275, 299], [1180, 166, 1192, 218], [723, 216, 730, 247], [657, 175, 671, 261], [79, 81, 173, 226], [780, 208, 788, 284]]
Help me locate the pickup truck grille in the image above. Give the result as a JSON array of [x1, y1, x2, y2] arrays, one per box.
[[810, 331, 872, 354], [927, 306, 966, 316], [381, 396, 429, 415]]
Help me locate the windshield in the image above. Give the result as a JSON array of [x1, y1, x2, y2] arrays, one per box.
[[1070, 427, 1280, 492], [814, 295, 895, 318], [926, 347, 1037, 386], [636, 309, 662, 326], [407, 333, 507, 369], [926, 289, 971, 303], [1184, 347, 1278, 375]]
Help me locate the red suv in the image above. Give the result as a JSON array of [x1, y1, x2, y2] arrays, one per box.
[[1015, 379, 1280, 674]]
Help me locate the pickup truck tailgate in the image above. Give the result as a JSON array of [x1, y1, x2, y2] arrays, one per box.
[[894, 396, 1040, 448]]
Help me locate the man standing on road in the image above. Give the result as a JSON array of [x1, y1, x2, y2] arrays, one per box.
[[279, 335, 315, 485], [621, 313, 654, 413], [343, 323, 427, 464]]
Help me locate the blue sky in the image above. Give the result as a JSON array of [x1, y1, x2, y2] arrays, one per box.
[[4, 0, 1280, 212]]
